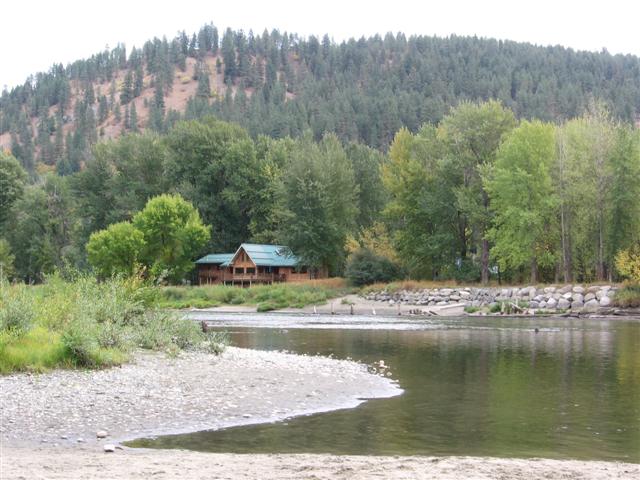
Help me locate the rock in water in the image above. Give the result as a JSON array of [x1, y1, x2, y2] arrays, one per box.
[[96, 430, 108, 439], [103, 444, 116, 453]]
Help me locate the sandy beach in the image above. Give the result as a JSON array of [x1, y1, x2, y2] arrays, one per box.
[[1, 346, 638, 479]]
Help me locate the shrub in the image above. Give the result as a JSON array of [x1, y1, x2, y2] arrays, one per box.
[[0, 286, 36, 333], [442, 258, 481, 283], [489, 303, 502, 313], [614, 284, 640, 308], [616, 244, 640, 283], [62, 319, 99, 367], [345, 248, 403, 286], [202, 331, 229, 355]]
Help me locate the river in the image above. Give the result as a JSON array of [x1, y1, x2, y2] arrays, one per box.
[[129, 314, 640, 462]]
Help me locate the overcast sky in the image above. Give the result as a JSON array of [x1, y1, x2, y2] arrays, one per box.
[[2, 0, 639, 89]]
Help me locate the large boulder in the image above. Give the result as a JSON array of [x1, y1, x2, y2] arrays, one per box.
[[557, 298, 571, 309], [584, 299, 600, 311], [572, 285, 585, 294], [559, 285, 573, 294], [547, 297, 558, 309], [599, 296, 612, 307], [584, 293, 596, 302], [571, 300, 584, 310]]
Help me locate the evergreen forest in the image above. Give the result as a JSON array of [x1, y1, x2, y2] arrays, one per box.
[[1, 24, 640, 285]]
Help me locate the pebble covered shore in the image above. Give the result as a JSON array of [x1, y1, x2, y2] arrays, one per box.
[[0, 347, 401, 448]]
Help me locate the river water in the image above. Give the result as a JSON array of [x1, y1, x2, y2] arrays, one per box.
[[130, 314, 640, 462]]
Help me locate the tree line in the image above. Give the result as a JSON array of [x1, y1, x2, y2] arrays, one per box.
[[1, 99, 639, 285], [3, 23, 640, 178]]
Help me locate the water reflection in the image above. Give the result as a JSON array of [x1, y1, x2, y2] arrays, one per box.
[[130, 317, 640, 462]]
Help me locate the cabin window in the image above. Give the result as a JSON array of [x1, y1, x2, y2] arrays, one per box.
[[246, 267, 255, 274], [234, 267, 245, 274]]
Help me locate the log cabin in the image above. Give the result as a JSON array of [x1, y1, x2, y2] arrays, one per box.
[[195, 243, 327, 286]]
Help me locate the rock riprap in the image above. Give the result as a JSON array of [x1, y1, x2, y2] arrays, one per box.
[[362, 285, 618, 313]]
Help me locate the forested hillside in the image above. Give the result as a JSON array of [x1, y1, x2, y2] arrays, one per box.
[[1, 24, 640, 287], [2, 23, 640, 175]]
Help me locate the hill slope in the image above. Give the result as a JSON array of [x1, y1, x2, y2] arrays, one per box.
[[2, 25, 640, 173]]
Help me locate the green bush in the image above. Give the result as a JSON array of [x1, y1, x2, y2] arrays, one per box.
[[614, 284, 640, 308], [441, 258, 481, 283], [489, 303, 502, 313], [62, 319, 99, 367], [345, 249, 403, 286], [0, 275, 228, 374], [0, 286, 36, 333]]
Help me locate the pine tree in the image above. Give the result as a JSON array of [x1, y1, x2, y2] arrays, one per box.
[[130, 103, 139, 133], [120, 71, 133, 104], [84, 82, 95, 105], [98, 95, 108, 122], [221, 28, 236, 84], [188, 34, 197, 57], [124, 105, 130, 130], [149, 81, 165, 132], [133, 64, 144, 97]]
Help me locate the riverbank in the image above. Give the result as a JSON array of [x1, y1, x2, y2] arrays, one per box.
[[2, 346, 638, 479], [0, 347, 400, 448], [2, 447, 637, 479]]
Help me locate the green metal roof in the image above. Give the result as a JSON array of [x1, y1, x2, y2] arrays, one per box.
[[235, 243, 299, 267], [196, 244, 300, 268], [195, 253, 234, 265]]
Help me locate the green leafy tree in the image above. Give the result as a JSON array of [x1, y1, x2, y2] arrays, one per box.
[[485, 120, 558, 282], [606, 126, 640, 279], [346, 142, 387, 229], [132, 194, 210, 282], [282, 133, 357, 274], [87, 221, 145, 278], [0, 239, 16, 281], [0, 152, 28, 226], [383, 126, 459, 279], [7, 177, 75, 282], [164, 118, 262, 251], [438, 100, 517, 283]]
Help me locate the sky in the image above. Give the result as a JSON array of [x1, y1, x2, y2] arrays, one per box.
[[2, 0, 639, 89]]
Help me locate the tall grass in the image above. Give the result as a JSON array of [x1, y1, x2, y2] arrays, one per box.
[[614, 283, 640, 308], [157, 279, 351, 311], [0, 274, 225, 374]]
